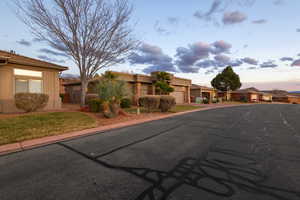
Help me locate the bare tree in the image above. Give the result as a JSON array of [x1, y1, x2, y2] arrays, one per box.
[[14, 0, 138, 106]]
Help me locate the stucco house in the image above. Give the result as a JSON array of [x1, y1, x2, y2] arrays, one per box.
[[230, 87, 273, 102], [0, 50, 68, 113], [63, 71, 191, 105], [231, 88, 260, 102], [190, 84, 217, 103]]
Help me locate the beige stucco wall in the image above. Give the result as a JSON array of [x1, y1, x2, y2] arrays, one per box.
[[0, 64, 62, 113]]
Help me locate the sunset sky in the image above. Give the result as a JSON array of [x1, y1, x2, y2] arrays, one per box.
[[1, 0, 300, 91]]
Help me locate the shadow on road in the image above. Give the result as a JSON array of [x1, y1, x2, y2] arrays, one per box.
[[58, 142, 300, 200]]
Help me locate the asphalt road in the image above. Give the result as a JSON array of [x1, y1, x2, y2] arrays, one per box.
[[1, 104, 300, 200]]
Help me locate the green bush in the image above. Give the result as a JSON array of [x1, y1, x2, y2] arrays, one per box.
[[88, 99, 103, 112], [139, 95, 160, 112], [203, 98, 210, 104], [15, 93, 49, 112], [159, 95, 176, 112], [120, 98, 132, 108], [240, 96, 248, 103], [60, 94, 65, 102]]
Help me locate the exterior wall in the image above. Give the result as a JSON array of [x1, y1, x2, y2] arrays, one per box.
[[273, 96, 289, 103], [64, 72, 192, 105], [191, 89, 201, 98], [191, 88, 217, 103], [287, 96, 300, 104], [260, 95, 272, 101], [0, 64, 62, 113], [231, 92, 258, 102]]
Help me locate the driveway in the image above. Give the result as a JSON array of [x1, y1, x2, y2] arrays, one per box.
[[1, 104, 300, 200]]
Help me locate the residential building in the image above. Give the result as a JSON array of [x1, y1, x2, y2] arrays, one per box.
[[0, 50, 68, 113], [230, 88, 260, 102], [190, 84, 217, 103], [63, 71, 191, 104]]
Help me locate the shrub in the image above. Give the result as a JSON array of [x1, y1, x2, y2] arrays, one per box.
[[88, 98, 103, 112], [60, 94, 65, 102], [159, 95, 176, 112], [15, 93, 49, 112], [240, 96, 248, 103], [139, 95, 160, 112], [120, 98, 132, 108], [203, 98, 210, 104]]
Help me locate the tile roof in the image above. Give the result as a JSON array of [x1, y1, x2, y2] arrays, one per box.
[[0, 50, 68, 71]]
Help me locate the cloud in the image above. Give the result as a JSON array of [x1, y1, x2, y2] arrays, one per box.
[[167, 17, 180, 25], [291, 59, 300, 66], [175, 42, 212, 73], [154, 21, 170, 35], [252, 19, 267, 24], [175, 40, 233, 73], [215, 54, 231, 63], [273, 0, 285, 6], [243, 44, 249, 48], [128, 43, 177, 73], [296, 29, 300, 33], [32, 38, 45, 43], [194, 0, 223, 23], [205, 69, 216, 75], [229, 59, 243, 67], [142, 64, 177, 74], [39, 48, 68, 57], [196, 54, 242, 69], [280, 57, 293, 62], [211, 40, 232, 54], [37, 55, 66, 64], [222, 11, 247, 25], [260, 61, 278, 68], [16, 39, 31, 47], [241, 57, 258, 65]]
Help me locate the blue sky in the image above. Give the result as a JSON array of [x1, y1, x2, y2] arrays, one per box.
[[1, 0, 300, 90]]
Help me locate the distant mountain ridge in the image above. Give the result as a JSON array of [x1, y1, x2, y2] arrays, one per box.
[[289, 91, 300, 93]]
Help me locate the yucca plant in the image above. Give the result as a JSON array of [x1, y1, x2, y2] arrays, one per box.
[[96, 72, 129, 118]]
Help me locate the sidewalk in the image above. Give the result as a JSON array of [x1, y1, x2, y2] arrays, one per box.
[[0, 103, 251, 155]]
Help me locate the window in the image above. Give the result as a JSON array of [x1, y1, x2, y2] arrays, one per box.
[[15, 79, 43, 93], [14, 68, 42, 77], [14, 68, 43, 94]]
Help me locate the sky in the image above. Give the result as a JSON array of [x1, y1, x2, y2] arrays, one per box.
[[1, 0, 300, 91]]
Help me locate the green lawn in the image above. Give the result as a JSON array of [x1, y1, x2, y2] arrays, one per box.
[[0, 112, 97, 145], [170, 105, 202, 113], [125, 105, 202, 114]]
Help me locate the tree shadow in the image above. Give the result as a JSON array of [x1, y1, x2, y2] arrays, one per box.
[[58, 143, 300, 200]]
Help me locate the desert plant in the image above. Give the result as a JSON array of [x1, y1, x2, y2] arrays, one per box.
[[120, 98, 132, 108], [88, 99, 103, 112], [96, 74, 129, 118], [139, 95, 160, 112], [15, 93, 49, 112], [159, 95, 176, 112]]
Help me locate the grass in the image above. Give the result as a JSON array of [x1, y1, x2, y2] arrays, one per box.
[[170, 105, 202, 113], [0, 112, 97, 145], [125, 105, 202, 114]]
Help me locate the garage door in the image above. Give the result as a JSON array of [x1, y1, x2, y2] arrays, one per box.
[[172, 92, 185, 104]]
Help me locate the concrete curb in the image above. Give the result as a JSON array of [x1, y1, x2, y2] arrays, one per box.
[[0, 104, 251, 155]]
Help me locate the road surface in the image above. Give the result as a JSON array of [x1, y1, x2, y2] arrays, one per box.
[[1, 104, 300, 200]]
